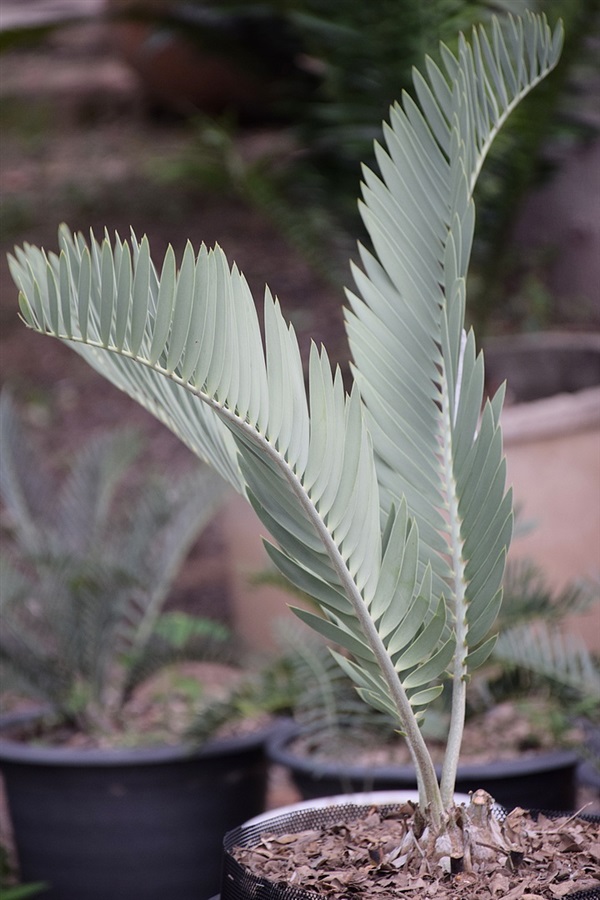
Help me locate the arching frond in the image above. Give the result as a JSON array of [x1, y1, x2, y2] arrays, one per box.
[[10, 224, 451, 811]]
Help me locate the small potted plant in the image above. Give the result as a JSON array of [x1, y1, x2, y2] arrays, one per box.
[[0, 392, 273, 899], [7, 10, 599, 897], [265, 562, 598, 811]]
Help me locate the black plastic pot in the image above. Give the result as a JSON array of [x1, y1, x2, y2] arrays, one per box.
[[267, 724, 580, 811], [219, 795, 600, 900], [0, 711, 277, 900]]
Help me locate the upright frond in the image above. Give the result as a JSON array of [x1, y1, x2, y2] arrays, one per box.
[[345, 11, 562, 802]]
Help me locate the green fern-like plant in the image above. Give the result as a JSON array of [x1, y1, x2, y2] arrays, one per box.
[[488, 561, 599, 701], [0, 391, 229, 737], [8, 10, 564, 854]]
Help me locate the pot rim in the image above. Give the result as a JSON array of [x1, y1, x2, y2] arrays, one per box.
[[482, 330, 600, 442], [483, 330, 600, 354], [267, 723, 580, 782], [0, 707, 279, 767], [500, 384, 600, 443], [222, 792, 600, 900], [244, 789, 473, 827]]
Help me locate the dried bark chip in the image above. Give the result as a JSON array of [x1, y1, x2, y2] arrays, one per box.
[[588, 842, 600, 860], [231, 805, 600, 900]]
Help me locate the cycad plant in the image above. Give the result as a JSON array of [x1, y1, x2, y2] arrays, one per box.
[[0, 391, 229, 739], [491, 562, 599, 704], [8, 10, 566, 864]]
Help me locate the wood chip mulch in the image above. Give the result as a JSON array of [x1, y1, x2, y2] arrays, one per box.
[[232, 804, 600, 899]]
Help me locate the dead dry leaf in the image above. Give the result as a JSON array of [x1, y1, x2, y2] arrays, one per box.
[[232, 805, 600, 900]]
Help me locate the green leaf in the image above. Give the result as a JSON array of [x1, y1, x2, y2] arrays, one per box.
[[465, 633, 497, 671], [154, 612, 229, 649], [130, 236, 150, 356], [347, 12, 560, 671], [403, 636, 456, 689], [392, 597, 447, 671]]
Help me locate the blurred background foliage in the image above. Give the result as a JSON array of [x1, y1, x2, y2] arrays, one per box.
[[1, 0, 598, 332], [107, 0, 599, 331]]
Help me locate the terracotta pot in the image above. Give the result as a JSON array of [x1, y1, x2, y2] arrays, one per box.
[[109, 19, 270, 117], [483, 331, 600, 651], [0, 710, 275, 900], [221, 494, 314, 656], [104, 2, 316, 120]]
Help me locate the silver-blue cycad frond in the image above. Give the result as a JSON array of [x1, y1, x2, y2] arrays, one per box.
[[9, 11, 563, 812], [346, 10, 562, 672]]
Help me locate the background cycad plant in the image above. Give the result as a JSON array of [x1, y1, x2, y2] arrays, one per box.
[[0, 391, 229, 737], [8, 12, 563, 830], [492, 561, 599, 702]]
